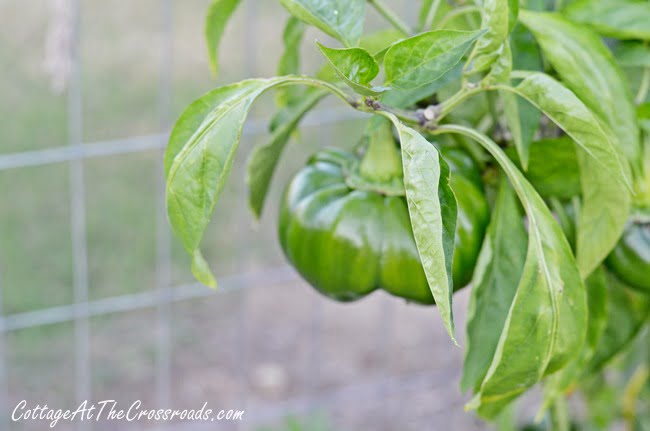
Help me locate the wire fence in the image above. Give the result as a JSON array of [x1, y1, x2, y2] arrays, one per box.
[[0, 1, 480, 430]]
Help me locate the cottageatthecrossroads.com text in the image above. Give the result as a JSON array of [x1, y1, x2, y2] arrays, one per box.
[[11, 399, 245, 428]]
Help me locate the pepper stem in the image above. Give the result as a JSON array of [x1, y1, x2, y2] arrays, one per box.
[[359, 116, 403, 182]]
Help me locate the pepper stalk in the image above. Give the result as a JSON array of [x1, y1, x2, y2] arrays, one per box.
[[359, 116, 403, 183]]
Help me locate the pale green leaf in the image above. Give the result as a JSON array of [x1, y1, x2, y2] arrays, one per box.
[[384, 30, 486, 90], [166, 76, 334, 286], [499, 73, 632, 277], [247, 88, 327, 219], [462, 178, 527, 393], [279, 0, 366, 47], [437, 125, 586, 419], [316, 43, 387, 96], [576, 151, 631, 279], [385, 116, 458, 342], [565, 0, 650, 41], [466, 0, 511, 74], [519, 10, 640, 163], [205, 0, 242, 77]]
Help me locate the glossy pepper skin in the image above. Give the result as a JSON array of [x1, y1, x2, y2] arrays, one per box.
[[606, 211, 650, 294], [278, 147, 489, 304]]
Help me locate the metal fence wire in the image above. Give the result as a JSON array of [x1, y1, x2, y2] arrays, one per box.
[[0, 1, 481, 430]]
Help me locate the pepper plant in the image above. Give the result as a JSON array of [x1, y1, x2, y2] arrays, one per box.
[[165, 0, 650, 428]]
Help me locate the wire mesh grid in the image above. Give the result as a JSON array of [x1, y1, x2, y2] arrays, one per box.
[[0, 1, 481, 430]]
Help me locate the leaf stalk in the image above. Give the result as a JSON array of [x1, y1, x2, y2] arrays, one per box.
[[367, 0, 412, 36]]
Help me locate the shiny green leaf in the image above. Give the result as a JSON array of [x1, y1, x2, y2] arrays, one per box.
[[384, 30, 486, 90], [205, 0, 242, 77], [437, 125, 586, 419], [247, 88, 327, 219], [519, 10, 640, 163], [316, 43, 387, 96], [565, 0, 650, 41], [462, 178, 527, 393], [386, 117, 458, 342], [279, 0, 365, 47]]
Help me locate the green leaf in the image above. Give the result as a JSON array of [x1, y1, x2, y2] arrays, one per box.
[[276, 17, 306, 107], [504, 23, 543, 169], [165, 76, 339, 287], [502, 90, 539, 170], [510, 21, 542, 72], [247, 88, 327, 219], [380, 64, 462, 109], [383, 30, 486, 90], [615, 42, 650, 69], [205, 0, 242, 77], [462, 178, 527, 393], [384, 116, 458, 342], [499, 73, 632, 277], [507, 0, 519, 33], [466, 0, 512, 75], [587, 272, 650, 373], [316, 43, 387, 96], [508, 137, 581, 200], [541, 267, 608, 412], [279, 0, 366, 47], [437, 125, 586, 420], [576, 151, 632, 279], [565, 0, 650, 41], [519, 10, 641, 164]]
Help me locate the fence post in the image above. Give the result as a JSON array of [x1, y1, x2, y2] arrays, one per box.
[[67, 0, 92, 429], [155, 0, 174, 420]]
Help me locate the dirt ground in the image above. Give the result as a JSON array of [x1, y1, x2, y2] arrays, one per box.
[[7, 268, 494, 431]]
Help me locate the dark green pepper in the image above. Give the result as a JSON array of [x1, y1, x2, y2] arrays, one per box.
[[278, 133, 489, 304], [605, 209, 650, 295]]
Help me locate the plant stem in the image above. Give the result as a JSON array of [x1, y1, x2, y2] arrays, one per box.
[[368, 0, 412, 36], [438, 5, 481, 29], [430, 85, 487, 123], [550, 396, 570, 431], [635, 67, 650, 105], [421, 0, 442, 31], [359, 116, 403, 181], [622, 364, 649, 431]]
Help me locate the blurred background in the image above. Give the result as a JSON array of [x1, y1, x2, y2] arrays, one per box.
[[0, 0, 496, 429]]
